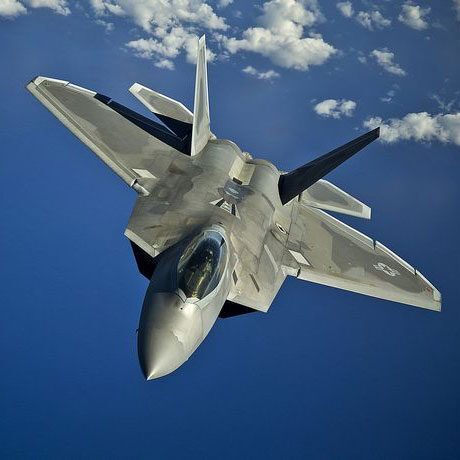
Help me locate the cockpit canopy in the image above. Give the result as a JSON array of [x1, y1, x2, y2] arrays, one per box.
[[177, 230, 227, 301]]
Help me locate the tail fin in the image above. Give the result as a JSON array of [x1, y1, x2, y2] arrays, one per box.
[[278, 128, 380, 205], [191, 35, 211, 156]]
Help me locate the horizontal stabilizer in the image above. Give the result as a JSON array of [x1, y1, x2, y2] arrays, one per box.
[[300, 179, 371, 219], [279, 128, 380, 205], [129, 83, 193, 141]]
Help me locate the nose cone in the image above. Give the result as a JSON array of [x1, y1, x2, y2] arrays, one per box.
[[137, 292, 203, 380], [138, 327, 185, 380]]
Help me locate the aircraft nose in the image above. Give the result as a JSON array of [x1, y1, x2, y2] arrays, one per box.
[[137, 292, 203, 380], [138, 327, 185, 380]]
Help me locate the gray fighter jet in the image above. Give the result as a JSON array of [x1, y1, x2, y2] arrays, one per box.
[[27, 36, 441, 380]]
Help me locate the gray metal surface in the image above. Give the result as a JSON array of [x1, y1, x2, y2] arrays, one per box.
[[285, 205, 441, 310], [191, 35, 211, 156], [301, 179, 371, 219], [129, 82, 193, 124], [26, 77, 181, 190], [26, 36, 441, 380]]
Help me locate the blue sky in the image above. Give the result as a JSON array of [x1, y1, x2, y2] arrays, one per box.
[[1, 1, 459, 458]]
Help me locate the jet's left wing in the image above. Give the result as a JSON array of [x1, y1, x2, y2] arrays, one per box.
[[283, 204, 441, 311], [27, 77, 184, 192]]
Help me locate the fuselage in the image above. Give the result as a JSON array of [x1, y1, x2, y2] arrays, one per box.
[[133, 139, 292, 379]]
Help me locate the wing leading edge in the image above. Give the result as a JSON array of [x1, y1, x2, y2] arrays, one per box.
[[284, 205, 441, 311]]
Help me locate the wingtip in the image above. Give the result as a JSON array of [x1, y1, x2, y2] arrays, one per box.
[[27, 75, 39, 87], [432, 296, 442, 312], [26, 75, 45, 90], [363, 205, 372, 220], [129, 82, 143, 94], [29, 76, 69, 87]]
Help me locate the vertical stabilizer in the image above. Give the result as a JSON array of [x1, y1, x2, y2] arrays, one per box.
[[278, 128, 380, 205], [191, 35, 211, 156]]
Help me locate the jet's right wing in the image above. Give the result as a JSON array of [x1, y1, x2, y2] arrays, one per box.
[[27, 77, 185, 192], [283, 204, 441, 311]]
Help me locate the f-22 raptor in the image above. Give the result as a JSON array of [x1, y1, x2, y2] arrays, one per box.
[[27, 36, 441, 380]]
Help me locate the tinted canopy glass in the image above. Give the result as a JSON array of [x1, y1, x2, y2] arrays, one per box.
[[177, 231, 227, 300]]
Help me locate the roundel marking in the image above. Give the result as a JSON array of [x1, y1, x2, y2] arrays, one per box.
[[373, 262, 400, 277]]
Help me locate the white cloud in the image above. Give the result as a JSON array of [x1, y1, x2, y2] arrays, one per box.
[[0, 0, 26, 17], [454, 0, 460, 21], [398, 2, 430, 30], [364, 112, 460, 146], [126, 26, 216, 68], [370, 49, 406, 76], [24, 0, 70, 15], [90, 1, 125, 16], [0, 0, 70, 17], [95, 18, 114, 32], [90, 0, 126, 16], [380, 90, 395, 103], [337, 3, 391, 30], [380, 85, 399, 103], [314, 99, 357, 118], [3, 0, 336, 73], [223, 0, 336, 71], [89, 1, 226, 68], [431, 94, 457, 112], [242, 65, 280, 80], [356, 10, 391, 30], [89, 0, 227, 32], [337, 1, 353, 18], [218, 0, 233, 8], [154, 58, 175, 70], [258, 0, 324, 31]]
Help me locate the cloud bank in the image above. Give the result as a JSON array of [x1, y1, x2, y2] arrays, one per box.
[[0, 0, 69, 17], [223, 0, 336, 71], [364, 112, 460, 146]]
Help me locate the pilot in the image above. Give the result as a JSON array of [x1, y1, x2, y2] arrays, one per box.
[[185, 247, 215, 298]]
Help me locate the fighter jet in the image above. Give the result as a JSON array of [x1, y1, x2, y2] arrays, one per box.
[[27, 36, 441, 380]]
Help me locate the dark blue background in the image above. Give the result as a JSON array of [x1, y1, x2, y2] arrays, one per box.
[[1, 3, 459, 458]]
